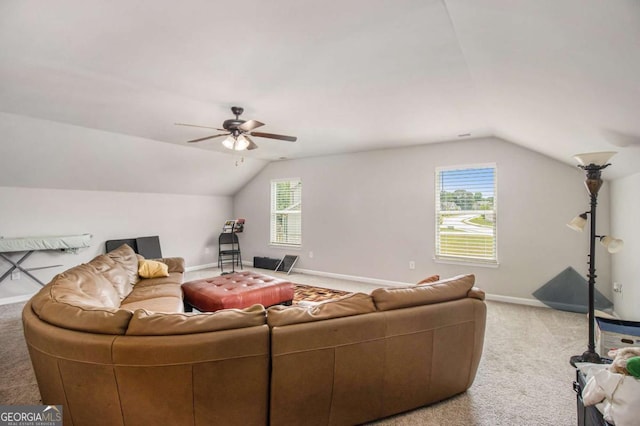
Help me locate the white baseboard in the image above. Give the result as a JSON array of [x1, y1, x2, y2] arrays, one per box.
[[298, 268, 553, 308], [240, 261, 554, 308], [13, 259, 550, 311], [484, 293, 549, 308], [185, 262, 217, 272], [237, 260, 408, 287], [284, 264, 557, 308], [0, 293, 35, 306], [290, 267, 410, 288]]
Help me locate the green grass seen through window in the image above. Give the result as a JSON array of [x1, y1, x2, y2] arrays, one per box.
[[438, 234, 495, 259]]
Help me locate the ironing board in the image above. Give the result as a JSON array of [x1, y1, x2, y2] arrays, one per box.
[[0, 234, 92, 286]]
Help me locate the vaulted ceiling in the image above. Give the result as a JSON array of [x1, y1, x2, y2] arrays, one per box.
[[1, 0, 639, 195]]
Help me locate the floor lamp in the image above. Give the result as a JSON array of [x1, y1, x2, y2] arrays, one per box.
[[567, 152, 623, 366]]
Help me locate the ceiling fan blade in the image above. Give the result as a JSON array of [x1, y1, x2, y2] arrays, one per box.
[[245, 135, 259, 150], [175, 123, 226, 131], [249, 131, 297, 142], [239, 119, 265, 132], [187, 133, 229, 143]]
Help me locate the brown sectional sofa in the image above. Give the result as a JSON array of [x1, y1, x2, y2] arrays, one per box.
[[22, 245, 486, 426], [267, 275, 486, 425]]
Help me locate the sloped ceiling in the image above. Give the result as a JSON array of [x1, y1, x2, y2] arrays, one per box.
[[0, 0, 639, 196]]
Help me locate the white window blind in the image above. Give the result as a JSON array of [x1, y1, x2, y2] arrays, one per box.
[[270, 178, 302, 246], [435, 164, 497, 264]]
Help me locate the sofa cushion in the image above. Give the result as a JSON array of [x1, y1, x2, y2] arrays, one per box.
[[138, 259, 169, 278], [119, 296, 184, 313], [267, 293, 375, 327], [50, 263, 121, 308], [372, 274, 475, 311], [125, 304, 266, 335], [122, 283, 183, 303], [131, 272, 183, 288], [29, 263, 133, 334], [88, 254, 132, 300], [417, 274, 440, 284], [87, 253, 116, 273], [35, 298, 133, 335], [468, 286, 486, 300], [107, 244, 140, 285], [151, 257, 185, 274]]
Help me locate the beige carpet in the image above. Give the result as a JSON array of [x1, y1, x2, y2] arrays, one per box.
[[1, 292, 585, 424], [0, 302, 40, 405]]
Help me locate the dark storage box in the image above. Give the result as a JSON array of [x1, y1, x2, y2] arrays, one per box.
[[253, 256, 281, 270]]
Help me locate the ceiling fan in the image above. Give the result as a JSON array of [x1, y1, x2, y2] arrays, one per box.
[[176, 106, 297, 151]]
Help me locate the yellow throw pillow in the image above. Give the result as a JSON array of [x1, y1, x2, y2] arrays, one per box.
[[138, 259, 169, 279]]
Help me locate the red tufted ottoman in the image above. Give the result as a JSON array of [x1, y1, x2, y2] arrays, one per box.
[[181, 271, 295, 312]]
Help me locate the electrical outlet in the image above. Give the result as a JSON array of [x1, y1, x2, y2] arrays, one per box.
[[204, 247, 211, 254], [409, 261, 415, 270], [11, 270, 20, 280], [309, 251, 314, 258], [613, 282, 623, 293]]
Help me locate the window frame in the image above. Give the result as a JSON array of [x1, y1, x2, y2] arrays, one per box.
[[270, 178, 302, 248], [434, 163, 498, 266]]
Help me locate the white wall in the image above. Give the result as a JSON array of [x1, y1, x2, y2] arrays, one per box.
[[234, 137, 613, 303], [0, 186, 231, 301], [610, 173, 640, 320], [0, 112, 268, 196]]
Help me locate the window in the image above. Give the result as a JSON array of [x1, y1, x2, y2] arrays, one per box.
[[435, 164, 497, 264], [270, 178, 302, 246]]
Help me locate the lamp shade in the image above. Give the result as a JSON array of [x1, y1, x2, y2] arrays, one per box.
[[235, 135, 250, 151], [567, 213, 588, 232], [600, 236, 624, 253], [222, 135, 250, 151], [222, 135, 236, 150], [573, 152, 617, 167]]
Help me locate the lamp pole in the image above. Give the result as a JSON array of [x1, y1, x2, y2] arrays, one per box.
[[570, 162, 609, 365], [584, 184, 600, 362]]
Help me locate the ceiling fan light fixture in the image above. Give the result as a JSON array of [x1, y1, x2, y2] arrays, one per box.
[[222, 135, 236, 150], [178, 106, 297, 150], [222, 134, 250, 151], [235, 135, 250, 151]]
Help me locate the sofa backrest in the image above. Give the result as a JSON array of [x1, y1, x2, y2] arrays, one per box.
[[30, 244, 181, 335], [87, 253, 133, 300], [126, 304, 267, 335], [267, 293, 376, 327], [30, 261, 134, 335], [105, 244, 141, 287], [371, 274, 477, 311]]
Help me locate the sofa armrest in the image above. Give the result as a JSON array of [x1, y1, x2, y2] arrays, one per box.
[[468, 287, 485, 300], [150, 257, 185, 273]]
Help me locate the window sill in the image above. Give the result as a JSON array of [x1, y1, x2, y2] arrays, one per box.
[[433, 257, 499, 269], [269, 244, 302, 250]]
